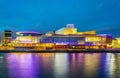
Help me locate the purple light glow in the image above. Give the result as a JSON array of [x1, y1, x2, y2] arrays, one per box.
[[98, 34, 112, 37], [54, 42, 80, 45], [6, 53, 37, 78]]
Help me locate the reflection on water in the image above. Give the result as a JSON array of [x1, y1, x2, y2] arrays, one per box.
[[7, 54, 36, 78], [0, 53, 120, 78], [54, 53, 69, 78]]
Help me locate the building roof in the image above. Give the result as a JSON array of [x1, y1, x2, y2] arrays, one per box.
[[16, 31, 42, 35]]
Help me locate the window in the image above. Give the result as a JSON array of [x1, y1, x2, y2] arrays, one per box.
[[5, 33, 12, 37]]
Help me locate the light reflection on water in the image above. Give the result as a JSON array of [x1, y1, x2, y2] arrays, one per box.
[[0, 53, 120, 78], [54, 53, 69, 78]]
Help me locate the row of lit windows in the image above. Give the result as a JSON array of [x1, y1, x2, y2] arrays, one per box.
[[71, 46, 85, 49], [53, 46, 68, 48], [85, 37, 101, 42], [53, 45, 85, 49]]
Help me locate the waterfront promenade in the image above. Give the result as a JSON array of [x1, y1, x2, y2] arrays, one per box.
[[0, 48, 120, 53]]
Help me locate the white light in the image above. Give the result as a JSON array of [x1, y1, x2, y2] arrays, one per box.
[[66, 24, 74, 28], [56, 43, 67, 45]]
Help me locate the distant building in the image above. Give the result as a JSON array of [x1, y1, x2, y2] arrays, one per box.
[[111, 37, 120, 48], [98, 34, 112, 47], [1, 30, 12, 45], [112, 39, 119, 48], [116, 38, 120, 44]]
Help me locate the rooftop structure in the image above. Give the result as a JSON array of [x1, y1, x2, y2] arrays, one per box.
[[66, 24, 75, 28], [76, 30, 96, 35], [55, 24, 96, 35], [16, 31, 42, 36], [55, 24, 77, 35]]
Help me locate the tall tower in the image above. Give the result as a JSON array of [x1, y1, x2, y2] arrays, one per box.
[[1, 30, 12, 45]]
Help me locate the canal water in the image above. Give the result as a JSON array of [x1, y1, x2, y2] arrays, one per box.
[[0, 53, 120, 78]]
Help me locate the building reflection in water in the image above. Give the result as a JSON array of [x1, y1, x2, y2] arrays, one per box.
[[2, 52, 120, 78], [115, 54, 120, 77], [105, 53, 120, 78], [54, 53, 69, 78], [105, 53, 115, 78], [6, 53, 37, 78], [35, 53, 55, 77], [83, 53, 100, 78]]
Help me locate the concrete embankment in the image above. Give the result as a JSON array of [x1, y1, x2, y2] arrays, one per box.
[[0, 49, 120, 53]]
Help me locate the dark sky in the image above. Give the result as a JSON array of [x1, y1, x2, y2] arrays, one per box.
[[0, 0, 120, 38]]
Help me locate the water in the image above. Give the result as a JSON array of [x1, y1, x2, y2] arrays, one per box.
[[0, 53, 120, 78]]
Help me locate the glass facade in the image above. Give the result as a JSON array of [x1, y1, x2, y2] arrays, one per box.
[[5, 33, 12, 37], [39, 36, 85, 45]]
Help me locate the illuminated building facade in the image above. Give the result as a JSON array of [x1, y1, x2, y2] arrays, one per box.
[[112, 39, 119, 48], [0, 24, 114, 50], [14, 31, 42, 48], [112, 38, 120, 48], [39, 34, 85, 49], [16, 31, 42, 43], [116, 38, 120, 44], [85, 34, 102, 49], [40, 24, 112, 49], [98, 34, 112, 48], [1, 30, 12, 45]]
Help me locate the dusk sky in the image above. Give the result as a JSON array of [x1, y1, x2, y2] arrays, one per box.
[[0, 0, 120, 38]]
